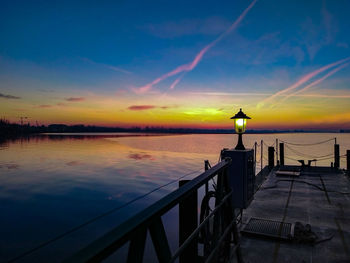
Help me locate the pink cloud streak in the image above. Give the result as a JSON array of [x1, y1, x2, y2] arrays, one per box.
[[128, 105, 156, 110], [257, 56, 350, 108], [280, 62, 350, 103], [137, 0, 257, 93]]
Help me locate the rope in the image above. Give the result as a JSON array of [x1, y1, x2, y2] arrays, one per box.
[[285, 156, 299, 162], [285, 144, 334, 159], [263, 141, 275, 148], [254, 142, 261, 147], [315, 156, 335, 161], [279, 137, 336, 146], [7, 167, 203, 263]]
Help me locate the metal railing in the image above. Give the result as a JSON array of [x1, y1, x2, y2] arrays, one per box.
[[64, 157, 242, 263]]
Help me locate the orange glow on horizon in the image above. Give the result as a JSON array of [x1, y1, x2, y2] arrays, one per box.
[[2, 88, 350, 130]]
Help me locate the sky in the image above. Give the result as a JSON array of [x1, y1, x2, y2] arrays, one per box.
[[1, 0, 350, 130]]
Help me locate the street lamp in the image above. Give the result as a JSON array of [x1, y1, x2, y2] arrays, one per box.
[[231, 108, 251, 150]]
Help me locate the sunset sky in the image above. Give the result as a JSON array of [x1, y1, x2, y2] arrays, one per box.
[[1, 0, 350, 129]]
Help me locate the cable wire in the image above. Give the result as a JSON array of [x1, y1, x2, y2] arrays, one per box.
[[7, 167, 203, 263]]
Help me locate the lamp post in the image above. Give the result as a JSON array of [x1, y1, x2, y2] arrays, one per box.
[[231, 108, 251, 150], [221, 108, 255, 209]]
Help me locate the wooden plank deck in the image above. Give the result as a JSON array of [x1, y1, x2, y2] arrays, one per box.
[[233, 166, 350, 263]]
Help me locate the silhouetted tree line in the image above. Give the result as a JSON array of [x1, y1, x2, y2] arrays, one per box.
[[1, 119, 347, 138]]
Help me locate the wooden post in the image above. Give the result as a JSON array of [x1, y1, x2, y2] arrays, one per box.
[[334, 144, 340, 169], [261, 140, 263, 171], [204, 160, 209, 194], [268, 146, 274, 170], [276, 138, 278, 165], [254, 142, 257, 167], [347, 150, 350, 173], [279, 143, 284, 166], [179, 180, 198, 263]]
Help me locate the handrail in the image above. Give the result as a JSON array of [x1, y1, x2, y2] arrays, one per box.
[[169, 190, 233, 263], [64, 158, 232, 263]]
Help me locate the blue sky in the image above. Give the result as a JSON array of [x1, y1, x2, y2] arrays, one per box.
[[1, 0, 350, 128]]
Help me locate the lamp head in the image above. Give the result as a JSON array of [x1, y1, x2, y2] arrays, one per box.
[[230, 108, 251, 134]]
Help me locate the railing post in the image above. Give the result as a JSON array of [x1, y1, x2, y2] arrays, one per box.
[[279, 143, 284, 166], [149, 217, 172, 263], [347, 150, 350, 173], [204, 160, 209, 194], [268, 146, 274, 170], [334, 144, 340, 169], [179, 180, 198, 263], [127, 228, 147, 263]]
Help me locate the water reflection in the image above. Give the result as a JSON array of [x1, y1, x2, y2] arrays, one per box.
[[0, 133, 210, 262], [128, 153, 155, 160], [0, 163, 20, 169]]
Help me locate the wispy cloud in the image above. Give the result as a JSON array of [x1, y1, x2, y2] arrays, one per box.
[[136, 0, 257, 93], [0, 93, 20, 99], [257, 56, 350, 108], [293, 93, 350, 99], [169, 74, 185, 90], [81, 57, 132, 74], [279, 62, 350, 103], [105, 65, 132, 75], [128, 105, 174, 111], [65, 97, 85, 102], [188, 91, 271, 96]]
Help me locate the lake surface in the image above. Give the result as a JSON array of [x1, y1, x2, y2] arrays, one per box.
[[0, 133, 349, 262]]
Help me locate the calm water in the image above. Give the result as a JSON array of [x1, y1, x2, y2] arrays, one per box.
[[0, 133, 349, 262]]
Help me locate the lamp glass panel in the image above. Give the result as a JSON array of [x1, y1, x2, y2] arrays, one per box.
[[234, 118, 246, 133]]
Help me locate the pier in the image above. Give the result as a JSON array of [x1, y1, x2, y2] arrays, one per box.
[[238, 165, 350, 263], [64, 137, 350, 263]]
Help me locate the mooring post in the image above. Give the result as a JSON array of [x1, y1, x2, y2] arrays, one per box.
[[347, 150, 350, 173], [334, 144, 340, 169], [279, 143, 284, 166], [254, 142, 257, 166], [276, 138, 279, 165], [261, 140, 263, 171], [268, 146, 274, 170], [179, 180, 198, 263]]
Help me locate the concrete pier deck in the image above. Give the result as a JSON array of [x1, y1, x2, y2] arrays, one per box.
[[234, 166, 350, 263]]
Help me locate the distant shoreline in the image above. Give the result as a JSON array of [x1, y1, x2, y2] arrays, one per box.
[[1, 119, 350, 139]]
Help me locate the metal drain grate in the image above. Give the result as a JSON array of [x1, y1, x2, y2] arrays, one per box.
[[241, 218, 294, 241]]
